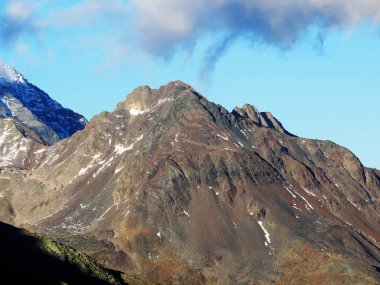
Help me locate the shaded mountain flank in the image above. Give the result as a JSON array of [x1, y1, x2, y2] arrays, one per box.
[[0, 221, 152, 284], [0, 61, 87, 145], [0, 81, 379, 284]]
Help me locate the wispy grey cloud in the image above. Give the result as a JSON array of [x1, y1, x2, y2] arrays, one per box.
[[47, 0, 128, 27], [0, 0, 39, 46], [128, 0, 380, 82], [2, 0, 380, 74], [131, 0, 380, 56], [199, 34, 237, 83]]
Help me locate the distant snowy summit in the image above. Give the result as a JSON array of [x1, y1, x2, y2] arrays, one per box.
[[0, 60, 87, 145], [0, 61, 26, 84]]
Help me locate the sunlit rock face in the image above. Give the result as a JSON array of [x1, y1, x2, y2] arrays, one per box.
[[1, 80, 379, 284]]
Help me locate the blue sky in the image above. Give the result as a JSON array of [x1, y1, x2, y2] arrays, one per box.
[[0, 0, 379, 168]]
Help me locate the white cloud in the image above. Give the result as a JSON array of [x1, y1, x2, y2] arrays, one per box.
[[2, 0, 380, 71], [6, 1, 33, 20], [49, 0, 128, 27], [0, 0, 41, 45], [130, 0, 380, 56]]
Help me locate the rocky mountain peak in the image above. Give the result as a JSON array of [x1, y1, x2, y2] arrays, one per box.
[[117, 80, 200, 115], [0, 60, 87, 145], [113, 81, 294, 141], [121, 85, 154, 113], [234, 104, 261, 122], [233, 104, 292, 135], [157, 80, 195, 94], [0, 61, 26, 84], [1, 80, 380, 284]]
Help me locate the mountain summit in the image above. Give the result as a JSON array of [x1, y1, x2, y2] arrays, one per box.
[[0, 60, 87, 145], [1, 81, 379, 284], [0, 61, 26, 84]]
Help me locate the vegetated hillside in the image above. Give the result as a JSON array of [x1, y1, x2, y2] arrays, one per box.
[[0, 81, 379, 284]]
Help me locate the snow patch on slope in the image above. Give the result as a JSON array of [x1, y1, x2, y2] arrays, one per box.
[[115, 135, 144, 154], [78, 154, 103, 176], [129, 108, 147, 116], [257, 221, 271, 246], [0, 120, 32, 168]]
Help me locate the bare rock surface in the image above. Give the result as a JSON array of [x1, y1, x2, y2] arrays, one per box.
[[1, 80, 380, 284]]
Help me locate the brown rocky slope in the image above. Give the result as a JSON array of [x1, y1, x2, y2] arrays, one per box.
[[0, 81, 379, 284]]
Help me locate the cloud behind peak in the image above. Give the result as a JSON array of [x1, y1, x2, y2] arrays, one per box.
[[0, 0, 39, 46], [131, 0, 380, 56], [1, 0, 380, 71]]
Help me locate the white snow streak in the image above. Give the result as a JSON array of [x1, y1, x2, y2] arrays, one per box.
[[129, 108, 147, 116], [80, 203, 89, 209], [240, 129, 248, 138], [258, 221, 271, 246], [97, 205, 114, 220], [78, 154, 102, 176], [114, 135, 143, 155], [284, 184, 314, 211], [34, 148, 46, 155], [114, 166, 124, 174], [216, 133, 229, 141], [347, 198, 361, 211], [300, 186, 317, 197], [284, 185, 297, 198], [293, 188, 314, 211]]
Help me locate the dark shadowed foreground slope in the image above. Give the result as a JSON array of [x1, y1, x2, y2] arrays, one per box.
[[0, 221, 127, 284], [1, 81, 380, 284]]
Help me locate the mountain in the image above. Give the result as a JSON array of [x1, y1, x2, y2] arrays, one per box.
[[0, 61, 87, 145], [0, 221, 126, 285], [1, 81, 379, 284], [0, 117, 47, 170]]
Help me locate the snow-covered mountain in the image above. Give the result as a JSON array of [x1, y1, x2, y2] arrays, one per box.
[[0, 61, 87, 145]]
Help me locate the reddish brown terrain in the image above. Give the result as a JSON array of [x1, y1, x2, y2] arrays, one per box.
[[1, 81, 379, 284]]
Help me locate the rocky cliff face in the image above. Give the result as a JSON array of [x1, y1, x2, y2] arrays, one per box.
[[0, 61, 87, 145], [1, 81, 379, 284]]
